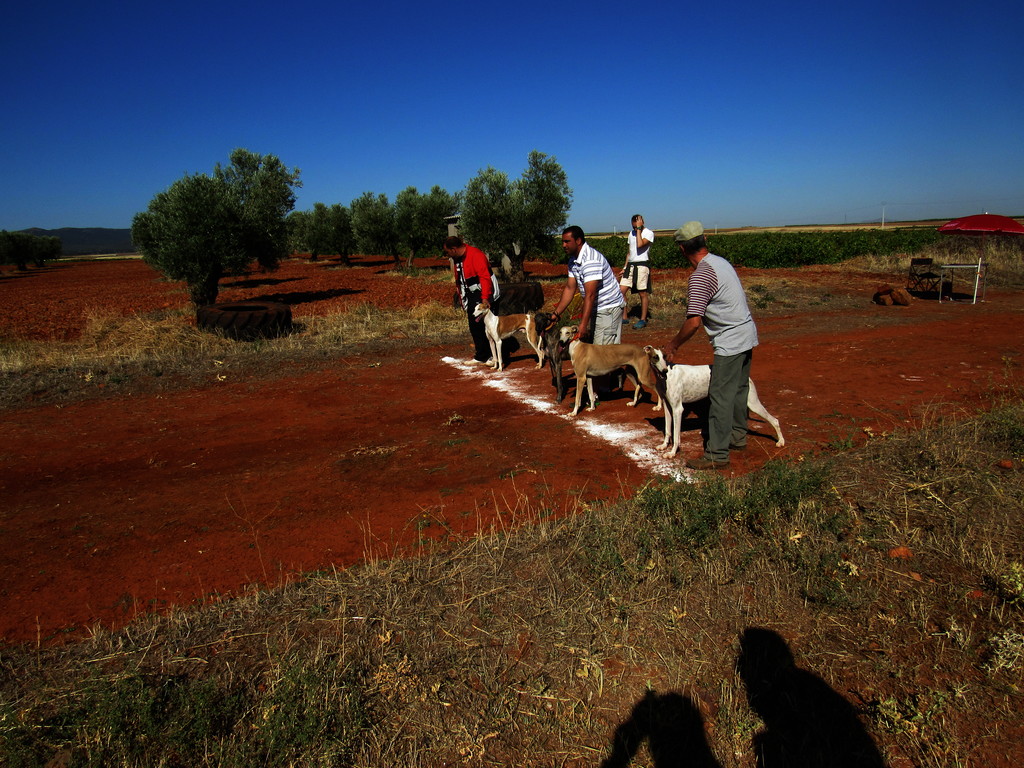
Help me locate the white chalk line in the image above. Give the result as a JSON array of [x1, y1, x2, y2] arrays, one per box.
[[442, 357, 690, 481]]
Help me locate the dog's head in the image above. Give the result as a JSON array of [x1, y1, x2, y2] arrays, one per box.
[[559, 325, 578, 344], [472, 302, 490, 318], [534, 312, 555, 335], [644, 345, 670, 375]]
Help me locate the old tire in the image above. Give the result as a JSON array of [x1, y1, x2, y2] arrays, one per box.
[[196, 301, 293, 341], [496, 281, 544, 315]]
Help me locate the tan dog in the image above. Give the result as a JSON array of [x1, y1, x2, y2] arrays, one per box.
[[560, 325, 662, 416], [472, 302, 544, 371], [645, 345, 785, 456]]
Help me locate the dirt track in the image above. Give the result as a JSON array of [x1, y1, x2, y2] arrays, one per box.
[[1, 258, 1022, 644]]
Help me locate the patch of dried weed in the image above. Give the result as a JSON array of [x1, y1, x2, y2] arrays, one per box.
[[3, 390, 1023, 766]]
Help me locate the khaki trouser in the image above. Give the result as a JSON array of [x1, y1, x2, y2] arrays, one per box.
[[706, 349, 753, 461]]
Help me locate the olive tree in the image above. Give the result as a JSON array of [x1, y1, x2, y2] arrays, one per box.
[[131, 149, 301, 306], [394, 185, 460, 268], [459, 150, 571, 281], [350, 192, 398, 262], [293, 203, 355, 265], [287, 209, 311, 254], [0, 231, 61, 270]]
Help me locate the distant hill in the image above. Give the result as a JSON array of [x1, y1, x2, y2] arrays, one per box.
[[18, 227, 134, 256]]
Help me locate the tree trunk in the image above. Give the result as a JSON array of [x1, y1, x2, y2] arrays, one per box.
[[406, 248, 415, 270], [505, 248, 526, 282], [189, 269, 222, 307]]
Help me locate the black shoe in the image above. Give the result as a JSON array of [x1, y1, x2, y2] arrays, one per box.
[[686, 457, 730, 470]]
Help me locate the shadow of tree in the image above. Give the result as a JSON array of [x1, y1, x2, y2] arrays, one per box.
[[352, 257, 400, 269], [222, 276, 303, 290], [0, 270, 45, 281], [249, 288, 365, 306], [738, 627, 886, 768], [600, 689, 722, 768]]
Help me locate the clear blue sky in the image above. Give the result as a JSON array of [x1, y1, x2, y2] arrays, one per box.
[[3, 0, 1022, 234]]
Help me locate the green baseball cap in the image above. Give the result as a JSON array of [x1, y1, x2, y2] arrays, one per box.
[[673, 221, 704, 241]]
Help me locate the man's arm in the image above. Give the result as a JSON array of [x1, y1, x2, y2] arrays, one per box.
[[664, 314, 703, 360], [551, 276, 578, 317]]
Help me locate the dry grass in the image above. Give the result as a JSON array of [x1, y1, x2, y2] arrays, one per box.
[[0, 301, 467, 408], [3, 249, 1024, 764], [829, 239, 1024, 288], [2, 389, 1023, 766]]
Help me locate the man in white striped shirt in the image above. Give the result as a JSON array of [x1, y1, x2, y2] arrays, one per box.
[[664, 221, 759, 470], [549, 226, 626, 344]]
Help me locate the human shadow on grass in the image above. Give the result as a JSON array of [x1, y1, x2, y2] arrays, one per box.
[[738, 627, 887, 768], [599, 628, 886, 767], [599, 689, 721, 768]]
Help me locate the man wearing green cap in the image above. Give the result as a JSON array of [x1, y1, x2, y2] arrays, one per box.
[[664, 221, 758, 470]]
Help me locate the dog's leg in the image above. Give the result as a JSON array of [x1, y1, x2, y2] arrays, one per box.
[[669, 402, 683, 456], [586, 375, 599, 411], [658, 398, 672, 451], [570, 364, 587, 416], [481, 313, 500, 370], [746, 379, 785, 447], [625, 370, 643, 408], [636, 359, 662, 411], [553, 349, 567, 403], [489, 329, 501, 370], [525, 316, 545, 369]]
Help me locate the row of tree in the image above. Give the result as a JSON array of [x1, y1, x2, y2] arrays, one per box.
[[289, 186, 461, 269], [132, 148, 572, 306], [0, 231, 62, 270], [288, 151, 573, 281]]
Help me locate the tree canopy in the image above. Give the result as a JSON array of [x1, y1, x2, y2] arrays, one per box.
[[131, 149, 301, 306], [0, 231, 61, 270], [350, 192, 398, 262], [291, 203, 355, 265], [394, 185, 460, 268], [459, 150, 572, 281]]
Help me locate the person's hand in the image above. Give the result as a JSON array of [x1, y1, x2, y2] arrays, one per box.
[[663, 343, 677, 363]]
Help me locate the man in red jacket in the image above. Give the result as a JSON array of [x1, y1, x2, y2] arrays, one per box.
[[443, 236, 496, 365]]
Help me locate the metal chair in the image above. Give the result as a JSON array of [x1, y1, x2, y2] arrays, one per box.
[[906, 257, 941, 294]]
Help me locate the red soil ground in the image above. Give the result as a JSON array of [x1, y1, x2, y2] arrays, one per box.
[[1, 256, 1021, 645]]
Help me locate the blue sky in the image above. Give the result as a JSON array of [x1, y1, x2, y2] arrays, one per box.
[[3, 0, 1022, 234]]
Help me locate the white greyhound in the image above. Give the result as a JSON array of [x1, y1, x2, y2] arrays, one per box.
[[644, 345, 785, 456]]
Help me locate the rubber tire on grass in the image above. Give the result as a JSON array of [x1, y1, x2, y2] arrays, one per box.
[[196, 302, 293, 341]]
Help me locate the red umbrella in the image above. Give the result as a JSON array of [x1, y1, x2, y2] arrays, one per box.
[[937, 213, 1024, 235], [935, 214, 1024, 303]]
